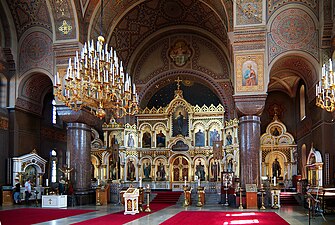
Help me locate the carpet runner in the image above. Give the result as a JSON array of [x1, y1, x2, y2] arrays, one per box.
[[160, 211, 290, 225], [73, 203, 172, 225], [151, 191, 183, 204], [0, 208, 95, 225]]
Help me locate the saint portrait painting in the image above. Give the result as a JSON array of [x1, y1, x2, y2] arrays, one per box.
[[172, 107, 188, 137], [242, 60, 258, 86], [235, 53, 264, 93]]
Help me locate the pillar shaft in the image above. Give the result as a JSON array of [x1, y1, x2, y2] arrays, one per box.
[[67, 123, 92, 191], [239, 116, 261, 188]]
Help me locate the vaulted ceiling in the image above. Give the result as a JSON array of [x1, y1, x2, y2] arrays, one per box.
[[0, 0, 327, 116]]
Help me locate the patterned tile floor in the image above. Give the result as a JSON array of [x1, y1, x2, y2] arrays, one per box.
[[1, 203, 334, 225]]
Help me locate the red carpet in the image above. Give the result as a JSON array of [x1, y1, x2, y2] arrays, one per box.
[[0, 208, 95, 225], [160, 211, 290, 225], [73, 203, 172, 225]]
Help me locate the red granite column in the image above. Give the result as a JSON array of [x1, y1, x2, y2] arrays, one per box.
[[239, 116, 261, 188], [67, 123, 92, 191], [57, 107, 99, 204], [234, 95, 267, 188]]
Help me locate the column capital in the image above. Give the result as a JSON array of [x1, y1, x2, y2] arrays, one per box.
[[233, 94, 267, 117], [57, 106, 100, 127]]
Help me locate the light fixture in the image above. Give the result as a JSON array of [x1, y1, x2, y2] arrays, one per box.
[[53, 0, 138, 119], [316, 59, 334, 112]]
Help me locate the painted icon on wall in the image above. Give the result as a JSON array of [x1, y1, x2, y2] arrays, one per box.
[[156, 130, 166, 147], [235, 53, 264, 93], [242, 60, 258, 86], [172, 107, 188, 137], [195, 128, 205, 147]]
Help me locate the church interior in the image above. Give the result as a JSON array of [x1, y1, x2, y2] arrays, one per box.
[[0, 0, 335, 224]]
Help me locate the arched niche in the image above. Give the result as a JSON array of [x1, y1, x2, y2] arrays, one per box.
[[260, 114, 297, 183], [306, 147, 323, 187], [12, 149, 47, 186]]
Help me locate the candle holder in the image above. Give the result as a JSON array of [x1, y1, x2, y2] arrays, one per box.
[[183, 185, 190, 207], [96, 186, 102, 206], [145, 185, 151, 212], [238, 187, 243, 210], [196, 186, 204, 207], [260, 188, 266, 210], [138, 187, 144, 212], [44, 187, 50, 195], [271, 189, 280, 209], [224, 185, 229, 206]]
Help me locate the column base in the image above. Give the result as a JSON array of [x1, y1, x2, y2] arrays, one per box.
[[73, 190, 96, 206]]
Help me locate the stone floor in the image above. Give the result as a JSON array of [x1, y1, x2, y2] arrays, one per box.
[[1, 203, 335, 225]]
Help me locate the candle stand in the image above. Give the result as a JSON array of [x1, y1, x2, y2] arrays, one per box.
[[145, 185, 151, 212], [138, 187, 144, 212], [224, 185, 229, 206], [196, 186, 204, 207], [238, 187, 243, 209], [44, 187, 50, 195], [183, 185, 191, 207], [96, 186, 102, 206], [260, 188, 266, 210]]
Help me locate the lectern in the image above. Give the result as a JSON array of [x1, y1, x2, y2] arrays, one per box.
[[123, 188, 139, 215], [245, 184, 258, 209]]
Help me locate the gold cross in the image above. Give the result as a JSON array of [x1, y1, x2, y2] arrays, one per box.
[[175, 77, 182, 90], [58, 20, 72, 35]]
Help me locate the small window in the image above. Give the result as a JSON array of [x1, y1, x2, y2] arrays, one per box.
[[52, 100, 57, 124], [300, 85, 306, 120], [50, 150, 57, 183]]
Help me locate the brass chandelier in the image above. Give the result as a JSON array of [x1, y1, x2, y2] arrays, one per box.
[[316, 59, 334, 112], [54, 0, 138, 120], [54, 36, 138, 119]]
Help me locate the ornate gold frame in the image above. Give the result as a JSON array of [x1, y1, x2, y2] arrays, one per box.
[[235, 53, 264, 93]]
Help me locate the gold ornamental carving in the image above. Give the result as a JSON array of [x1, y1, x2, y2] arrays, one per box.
[[58, 20, 72, 35]]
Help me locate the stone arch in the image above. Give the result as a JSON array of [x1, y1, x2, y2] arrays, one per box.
[[139, 71, 230, 118], [16, 72, 53, 115], [88, 1, 229, 63], [268, 53, 318, 102], [0, 0, 18, 49]]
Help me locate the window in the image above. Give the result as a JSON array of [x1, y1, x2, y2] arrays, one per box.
[[51, 150, 57, 183], [52, 100, 57, 124], [299, 85, 306, 120]]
